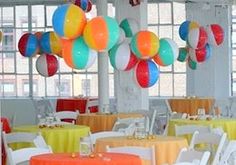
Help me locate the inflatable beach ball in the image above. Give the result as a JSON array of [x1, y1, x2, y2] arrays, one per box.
[[189, 43, 212, 63], [131, 30, 159, 60], [187, 56, 197, 70], [83, 16, 119, 52], [179, 20, 199, 41], [18, 33, 39, 57], [119, 18, 139, 38], [109, 42, 138, 71], [40, 31, 62, 55], [206, 24, 224, 46], [62, 37, 97, 70], [134, 60, 160, 88], [177, 47, 188, 62], [52, 4, 87, 39], [153, 38, 178, 66], [36, 54, 58, 77], [74, 0, 92, 12], [187, 27, 208, 49]]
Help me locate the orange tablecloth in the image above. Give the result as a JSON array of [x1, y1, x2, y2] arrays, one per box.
[[30, 152, 142, 165], [76, 113, 143, 133], [1, 117, 11, 165], [95, 136, 188, 165], [168, 98, 214, 115], [56, 98, 98, 114]]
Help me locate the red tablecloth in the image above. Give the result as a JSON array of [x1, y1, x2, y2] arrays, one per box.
[[1, 117, 11, 165], [56, 98, 98, 114]]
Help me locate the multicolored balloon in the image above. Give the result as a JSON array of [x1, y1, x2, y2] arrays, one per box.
[[83, 16, 119, 52], [187, 27, 208, 49], [206, 24, 224, 46], [177, 47, 188, 62], [205, 43, 212, 60], [153, 38, 178, 66], [40, 31, 62, 56], [187, 56, 197, 70], [52, 4, 87, 39], [18, 33, 39, 57], [74, 0, 92, 12], [189, 43, 212, 63], [119, 18, 139, 38], [61, 37, 97, 70], [36, 54, 58, 77], [109, 42, 138, 71], [179, 20, 199, 41], [134, 60, 159, 88], [130, 30, 159, 60]]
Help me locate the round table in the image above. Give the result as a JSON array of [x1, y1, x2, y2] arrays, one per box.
[[30, 153, 142, 165], [95, 136, 188, 165], [13, 125, 90, 153]]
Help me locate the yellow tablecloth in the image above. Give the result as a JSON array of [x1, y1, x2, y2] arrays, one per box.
[[168, 118, 236, 140], [13, 125, 90, 153], [76, 113, 143, 133], [168, 98, 214, 115], [95, 136, 188, 165]]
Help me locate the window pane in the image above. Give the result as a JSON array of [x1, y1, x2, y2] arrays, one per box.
[[148, 26, 158, 35], [3, 7, 14, 25], [174, 61, 186, 73], [16, 75, 29, 96], [159, 25, 172, 38], [46, 6, 57, 27], [2, 75, 16, 96], [46, 74, 60, 96], [109, 74, 114, 97], [73, 74, 85, 97], [32, 5, 45, 27], [16, 6, 28, 28], [16, 52, 29, 73], [56, 75, 72, 96], [90, 74, 98, 97], [159, 73, 173, 96], [159, 65, 172, 72], [149, 83, 159, 96], [159, 3, 171, 24], [173, 26, 186, 47], [173, 2, 185, 24], [174, 74, 186, 96], [148, 3, 158, 24], [33, 74, 45, 97], [3, 53, 15, 73]]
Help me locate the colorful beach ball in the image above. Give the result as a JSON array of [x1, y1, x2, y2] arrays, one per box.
[[62, 37, 97, 70], [177, 47, 188, 62], [109, 42, 138, 71], [36, 54, 58, 77], [205, 44, 212, 60], [74, 0, 92, 12], [131, 31, 159, 60], [119, 18, 139, 38], [189, 43, 212, 63], [206, 24, 224, 46], [187, 56, 197, 70], [134, 60, 160, 88], [187, 27, 208, 49], [18, 33, 39, 57], [179, 20, 199, 41], [83, 16, 119, 52], [40, 31, 62, 56], [52, 4, 87, 39], [153, 38, 178, 66]]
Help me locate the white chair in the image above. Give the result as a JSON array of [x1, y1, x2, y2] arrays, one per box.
[[149, 110, 157, 135], [189, 131, 227, 165], [90, 131, 125, 145], [106, 145, 156, 165], [2, 131, 52, 165], [85, 99, 98, 113], [175, 147, 211, 165], [175, 124, 211, 137], [54, 111, 79, 124], [219, 140, 236, 165]]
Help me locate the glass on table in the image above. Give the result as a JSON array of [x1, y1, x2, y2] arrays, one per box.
[[80, 136, 93, 156]]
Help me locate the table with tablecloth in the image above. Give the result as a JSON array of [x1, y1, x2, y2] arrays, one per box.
[[95, 136, 188, 165], [1, 117, 11, 165], [12, 125, 90, 153], [168, 118, 236, 140], [168, 98, 214, 115], [30, 152, 142, 165], [76, 113, 143, 133]]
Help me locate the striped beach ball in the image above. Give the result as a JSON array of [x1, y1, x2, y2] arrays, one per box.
[[36, 54, 58, 77], [189, 43, 212, 63], [83, 16, 119, 52], [18, 33, 39, 57], [62, 37, 97, 70], [206, 24, 224, 46], [52, 4, 87, 39], [187, 56, 197, 70], [153, 38, 178, 66], [177, 47, 188, 62], [187, 27, 208, 49], [131, 30, 159, 60], [109, 42, 138, 71], [179, 20, 199, 41], [119, 18, 139, 38], [134, 60, 160, 88], [74, 0, 92, 12], [40, 31, 62, 56]]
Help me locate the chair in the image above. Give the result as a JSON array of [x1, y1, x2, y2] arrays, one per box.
[[219, 140, 236, 165], [85, 99, 98, 113], [175, 147, 210, 165], [90, 131, 125, 145], [149, 110, 157, 135], [189, 131, 227, 165], [106, 145, 156, 165], [54, 111, 79, 124], [2, 131, 52, 165], [175, 124, 211, 137]]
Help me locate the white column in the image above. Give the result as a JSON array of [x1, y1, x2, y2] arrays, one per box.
[[96, 0, 110, 113]]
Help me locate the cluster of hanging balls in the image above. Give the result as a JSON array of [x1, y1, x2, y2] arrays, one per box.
[[177, 20, 224, 70]]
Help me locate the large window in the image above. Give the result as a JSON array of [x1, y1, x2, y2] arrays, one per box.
[[147, 2, 186, 97], [0, 3, 115, 97]]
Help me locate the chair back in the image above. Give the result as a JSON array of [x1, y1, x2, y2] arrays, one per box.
[[175, 124, 211, 136], [90, 131, 125, 145], [54, 111, 79, 124], [85, 99, 98, 113], [219, 140, 236, 165], [106, 145, 156, 165]]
